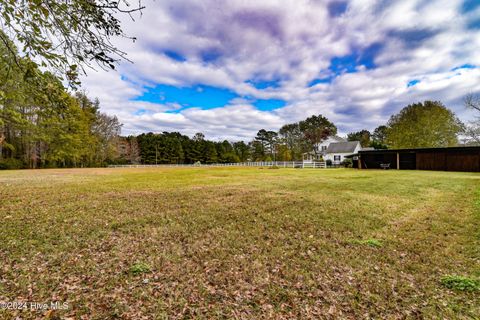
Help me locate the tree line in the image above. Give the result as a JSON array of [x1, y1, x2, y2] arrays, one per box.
[[117, 114, 339, 164], [0, 34, 121, 169], [119, 100, 471, 165], [119, 132, 259, 165]]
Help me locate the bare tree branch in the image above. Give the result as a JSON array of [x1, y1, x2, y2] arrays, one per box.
[[464, 93, 480, 113]]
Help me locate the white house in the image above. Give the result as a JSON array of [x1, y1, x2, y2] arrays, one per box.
[[323, 141, 362, 165], [303, 136, 362, 165], [315, 135, 346, 154]]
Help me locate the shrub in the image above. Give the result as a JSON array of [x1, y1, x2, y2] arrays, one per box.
[[441, 275, 480, 292], [111, 158, 129, 165], [0, 158, 24, 170], [342, 158, 353, 168], [222, 152, 240, 163], [326, 159, 332, 167]]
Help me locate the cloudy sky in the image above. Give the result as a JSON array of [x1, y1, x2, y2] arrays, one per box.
[[81, 0, 480, 141]]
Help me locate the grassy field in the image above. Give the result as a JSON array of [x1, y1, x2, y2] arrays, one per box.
[[0, 167, 479, 319]]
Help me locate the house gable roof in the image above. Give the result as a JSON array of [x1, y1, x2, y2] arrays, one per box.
[[330, 135, 346, 142], [326, 141, 360, 153]]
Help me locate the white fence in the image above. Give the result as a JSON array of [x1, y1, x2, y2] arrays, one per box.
[[108, 161, 327, 169]]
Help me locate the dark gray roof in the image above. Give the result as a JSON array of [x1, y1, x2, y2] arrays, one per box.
[[326, 141, 360, 153]]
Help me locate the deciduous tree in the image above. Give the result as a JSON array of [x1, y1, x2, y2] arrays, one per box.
[[385, 101, 464, 149], [347, 129, 371, 147], [0, 0, 144, 84], [463, 94, 480, 145], [279, 123, 306, 160], [299, 115, 337, 156]]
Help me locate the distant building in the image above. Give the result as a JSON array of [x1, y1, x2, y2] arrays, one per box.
[[323, 141, 362, 164], [303, 136, 362, 165], [315, 135, 346, 154]]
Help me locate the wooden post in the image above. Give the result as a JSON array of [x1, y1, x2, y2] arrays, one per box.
[[358, 155, 362, 169], [397, 152, 400, 170]]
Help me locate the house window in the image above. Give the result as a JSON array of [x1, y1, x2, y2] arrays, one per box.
[[334, 155, 341, 161], [321, 146, 327, 151]]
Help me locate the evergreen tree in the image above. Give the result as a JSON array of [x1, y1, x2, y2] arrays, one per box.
[[249, 140, 265, 161], [233, 141, 250, 162], [204, 141, 218, 163]]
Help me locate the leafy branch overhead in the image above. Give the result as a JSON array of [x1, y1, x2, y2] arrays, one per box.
[[0, 0, 144, 84]]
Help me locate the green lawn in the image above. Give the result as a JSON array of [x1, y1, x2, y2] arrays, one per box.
[[0, 167, 479, 319]]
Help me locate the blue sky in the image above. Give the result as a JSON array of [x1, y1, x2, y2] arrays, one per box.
[[135, 84, 287, 111], [83, 0, 480, 141]]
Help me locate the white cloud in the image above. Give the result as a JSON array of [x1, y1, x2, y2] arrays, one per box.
[[80, 0, 480, 140]]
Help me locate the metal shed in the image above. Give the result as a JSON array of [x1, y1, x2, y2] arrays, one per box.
[[356, 146, 480, 172]]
